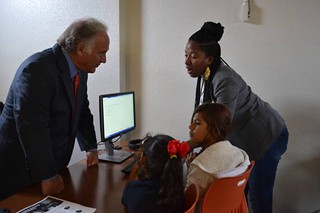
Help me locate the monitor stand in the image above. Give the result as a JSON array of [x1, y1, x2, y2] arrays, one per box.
[[99, 140, 133, 163]]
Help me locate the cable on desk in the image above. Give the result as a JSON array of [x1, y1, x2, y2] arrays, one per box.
[[96, 134, 124, 151]]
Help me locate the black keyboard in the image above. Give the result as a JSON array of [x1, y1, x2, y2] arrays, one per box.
[[121, 157, 139, 175]]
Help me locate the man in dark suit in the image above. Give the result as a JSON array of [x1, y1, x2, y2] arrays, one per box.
[[0, 17, 110, 200]]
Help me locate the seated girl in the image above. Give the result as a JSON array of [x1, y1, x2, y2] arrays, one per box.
[[122, 134, 190, 213], [186, 103, 250, 197]]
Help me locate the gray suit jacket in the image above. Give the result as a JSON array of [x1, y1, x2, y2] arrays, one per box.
[[207, 63, 286, 161], [0, 44, 97, 200]]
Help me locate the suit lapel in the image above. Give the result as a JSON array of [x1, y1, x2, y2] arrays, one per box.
[[52, 44, 74, 111]]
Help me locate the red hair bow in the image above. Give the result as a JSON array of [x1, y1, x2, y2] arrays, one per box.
[[167, 140, 190, 159]]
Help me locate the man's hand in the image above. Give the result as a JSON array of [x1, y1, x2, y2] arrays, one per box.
[[86, 150, 99, 167], [41, 175, 64, 195]]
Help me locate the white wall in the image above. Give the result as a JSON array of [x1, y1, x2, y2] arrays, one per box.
[[121, 0, 320, 212], [0, 0, 120, 165]]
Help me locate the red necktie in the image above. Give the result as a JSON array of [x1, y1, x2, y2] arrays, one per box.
[[73, 73, 80, 113]]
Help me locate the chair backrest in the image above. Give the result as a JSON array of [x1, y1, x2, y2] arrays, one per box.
[[201, 161, 255, 213], [184, 182, 200, 213]]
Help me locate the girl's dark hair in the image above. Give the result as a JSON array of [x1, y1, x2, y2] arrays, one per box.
[[190, 22, 225, 107], [192, 103, 231, 141], [140, 134, 184, 213]]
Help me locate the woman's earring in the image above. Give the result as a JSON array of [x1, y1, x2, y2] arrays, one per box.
[[204, 67, 211, 81]]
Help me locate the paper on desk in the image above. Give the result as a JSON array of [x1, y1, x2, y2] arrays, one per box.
[[17, 196, 96, 213]]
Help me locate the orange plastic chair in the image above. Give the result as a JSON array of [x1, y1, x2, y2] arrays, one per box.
[[184, 182, 200, 213], [201, 161, 255, 213]]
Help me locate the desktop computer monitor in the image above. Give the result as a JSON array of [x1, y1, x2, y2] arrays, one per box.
[[98, 91, 136, 163]]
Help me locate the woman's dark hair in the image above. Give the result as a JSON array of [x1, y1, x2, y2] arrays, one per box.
[[140, 134, 184, 213], [189, 21, 224, 73], [190, 22, 225, 107], [0, 101, 4, 114], [192, 103, 231, 141]]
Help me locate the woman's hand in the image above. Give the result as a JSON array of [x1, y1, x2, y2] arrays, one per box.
[[186, 152, 198, 168], [41, 175, 64, 195]]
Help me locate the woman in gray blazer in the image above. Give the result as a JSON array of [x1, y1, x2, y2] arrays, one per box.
[[184, 21, 288, 213]]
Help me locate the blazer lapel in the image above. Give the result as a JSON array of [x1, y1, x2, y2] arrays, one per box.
[[52, 44, 74, 110]]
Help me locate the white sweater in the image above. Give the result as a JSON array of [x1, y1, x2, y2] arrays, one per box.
[[186, 140, 250, 197]]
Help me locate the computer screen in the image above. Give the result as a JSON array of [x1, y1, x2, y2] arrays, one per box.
[[98, 91, 135, 163]]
